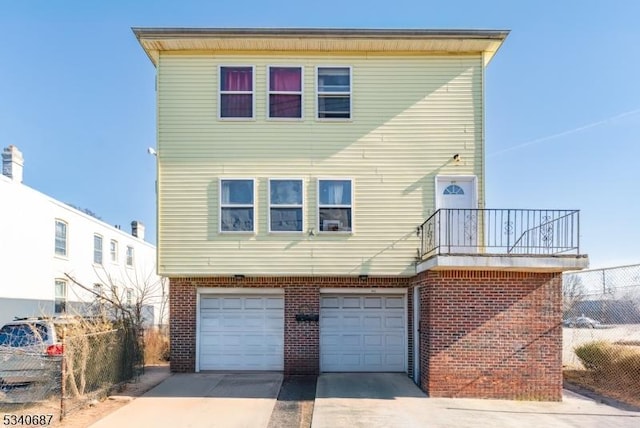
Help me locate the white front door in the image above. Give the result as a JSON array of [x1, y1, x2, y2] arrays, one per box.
[[435, 176, 477, 253], [320, 294, 406, 372], [198, 294, 284, 371]]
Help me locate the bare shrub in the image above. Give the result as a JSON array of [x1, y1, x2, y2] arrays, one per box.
[[143, 328, 170, 364]]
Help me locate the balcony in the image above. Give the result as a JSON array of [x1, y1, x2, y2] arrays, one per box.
[[416, 209, 588, 272]]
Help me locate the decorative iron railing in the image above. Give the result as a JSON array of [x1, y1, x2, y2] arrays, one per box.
[[417, 209, 580, 259]]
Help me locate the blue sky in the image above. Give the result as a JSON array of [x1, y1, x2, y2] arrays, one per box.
[[1, 1, 638, 268]]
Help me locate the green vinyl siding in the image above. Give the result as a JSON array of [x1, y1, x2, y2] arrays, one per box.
[[157, 53, 484, 276]]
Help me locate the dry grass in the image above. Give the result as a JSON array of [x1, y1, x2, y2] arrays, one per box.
[[565, 341, 640, 409], [143, 329, 170, 364], [564, 369, 640, 408]]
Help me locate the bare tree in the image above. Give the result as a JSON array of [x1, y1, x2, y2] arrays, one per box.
[[563, 274, 585, 316]]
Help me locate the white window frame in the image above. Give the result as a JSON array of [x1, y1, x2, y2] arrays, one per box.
[[317, 178, 354, 234], [126, 288, 134, 306], [110, 239, 118, 264], [219, 178, 255, 233], [218, 65, 255, 120], [316, 65, 352, 120], [93, 234, 103, 265], [268, 178, 304, 233], [267, 65, 304, 120], [126, 246, 134, 267], [54, 219, 68, 257], [54, 279, 67, 314]]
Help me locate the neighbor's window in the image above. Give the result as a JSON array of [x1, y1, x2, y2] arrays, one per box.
[[55, 220, 68, 256], [126, 288, 134, 306], [317, 67, 351, 119], [54, 279, 67, 314], [93, 283, 103, 296], [318, 179, 352, 232], [220, 179, 254, 232], [110, 239, 118, 263], [93, 234, 103, 265], [269, 179, 303, 232], [268, 66, 302, 119], [126, 246, 134, 267], [219, 66, 254, 118]]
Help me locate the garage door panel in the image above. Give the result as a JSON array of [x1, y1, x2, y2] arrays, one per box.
[[363, 316, 383, 328], [342, 297, 361, 308], [265, 298, 284, 309], [199, 294, 284, 371], [386, 334, 404, 346], [364, 297, 383, 308], [385, 316, 404, 328], [385, 297, 404, 308], [320, 294, 406, 372], [364, 335, 383, 346], [222, 298, 243, 309]]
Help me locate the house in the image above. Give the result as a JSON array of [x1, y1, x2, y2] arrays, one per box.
[[134, 28, 588, 400], [0, 145, 166, 327]]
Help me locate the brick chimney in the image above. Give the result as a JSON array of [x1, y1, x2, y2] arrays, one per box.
[[2, 145, 24, 183], [131, 220, 145, 241]]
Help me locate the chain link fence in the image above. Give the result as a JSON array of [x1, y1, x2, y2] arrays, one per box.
[[563, 264, 640, 403], [0, 317, 143, 422]]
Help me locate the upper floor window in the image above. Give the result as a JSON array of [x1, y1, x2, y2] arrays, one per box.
[[126, 288, 134, 306], [269, 179, 303, 232], [318, 179, 352, 232], [93, 234, 103, 265], [126, 246, 134, 267], [268, 66, 302, 119], [54, 279, 67, 314], [220, 179, 254, 232], [55, 220, 68, 256], [219, 66, 254, 119], [317, 67, 351, 119], [110, 240, 118, 263]]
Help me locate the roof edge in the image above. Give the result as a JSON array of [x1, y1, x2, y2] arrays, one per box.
[[132, 27, 510, 40]]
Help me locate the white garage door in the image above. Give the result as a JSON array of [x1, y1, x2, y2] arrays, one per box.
[[198, 294, 284, 371], [320, 294, 406, 372]]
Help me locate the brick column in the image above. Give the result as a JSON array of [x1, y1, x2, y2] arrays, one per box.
[[284, 286, 320, 375], [169, 278, 197, 372], [419, 270, 563, 401]]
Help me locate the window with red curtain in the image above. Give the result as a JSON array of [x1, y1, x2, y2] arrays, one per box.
[[269, 67, 302, 118], [220, 66, 253, 118]]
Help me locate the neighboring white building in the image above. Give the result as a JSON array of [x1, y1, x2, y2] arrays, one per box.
[[0, 145, 165, 327]]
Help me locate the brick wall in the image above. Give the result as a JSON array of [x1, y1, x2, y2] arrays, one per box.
[[415, 270, 563, 401], [169, 276, 410, 375]]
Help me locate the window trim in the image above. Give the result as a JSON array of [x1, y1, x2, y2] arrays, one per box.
[[219, 178, 256, 234], [54, 279, 67, 314], [316, 65, 352, 121], [268, 178, 304, 233], [93, 234, 103, 265], [110, 239, 119, 264], [54, 219, 68, 258], [218, 65, 256, 120], [267, 65, 304, 121], [317, 178, 354, 234], [125, 245, 134, 268]]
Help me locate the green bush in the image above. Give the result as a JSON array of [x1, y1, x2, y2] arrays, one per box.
[[574, 341, 621, 371]]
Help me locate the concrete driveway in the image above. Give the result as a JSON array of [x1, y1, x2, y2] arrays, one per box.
[[89, 372, 640, 428], [89, 372, 282, 428], [312, 373, 640, 428]]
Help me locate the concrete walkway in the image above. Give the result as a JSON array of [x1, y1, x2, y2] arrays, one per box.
[[312, 373, 640, 428], [89, 372, 282, 428], [88, 372, 640, 428]]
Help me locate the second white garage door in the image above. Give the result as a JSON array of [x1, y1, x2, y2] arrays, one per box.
[[198, 294, 284, 371], [320, 294, 406, 372]]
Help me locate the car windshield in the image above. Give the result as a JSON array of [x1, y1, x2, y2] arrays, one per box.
[[0, 323, 48, 347]]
